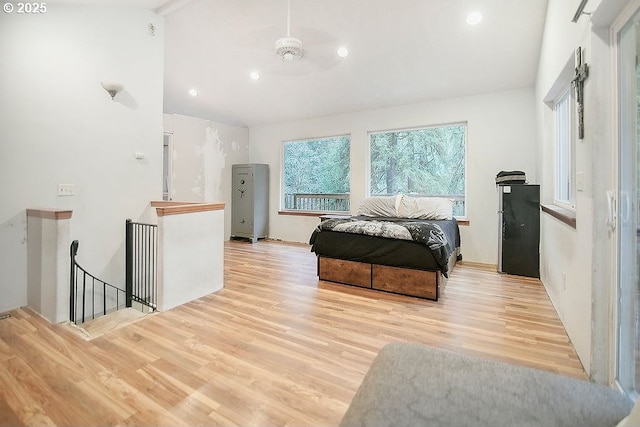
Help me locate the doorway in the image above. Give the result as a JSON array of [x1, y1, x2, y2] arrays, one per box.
[[163, 133, 173, 201], [616, 5, 640, 400]]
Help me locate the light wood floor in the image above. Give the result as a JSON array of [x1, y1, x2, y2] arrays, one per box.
[[0, 240, 585, 426]]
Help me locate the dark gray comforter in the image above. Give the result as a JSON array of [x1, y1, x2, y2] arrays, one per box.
[[310, 216, 459, 275]]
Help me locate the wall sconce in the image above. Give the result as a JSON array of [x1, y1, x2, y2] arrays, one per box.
[[101, 81, 124, 100]]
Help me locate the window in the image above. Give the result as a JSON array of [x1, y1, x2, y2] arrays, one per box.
[[282, 135, 350, 212], [369, 124, 466, 217], [554, 88, 575, 208]]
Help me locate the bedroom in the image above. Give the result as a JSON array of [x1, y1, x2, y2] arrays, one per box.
[[0, 0, 638, 423]]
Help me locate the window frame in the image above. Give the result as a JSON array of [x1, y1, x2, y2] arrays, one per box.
[[553, 86, 576, 210], [279, 134, 351, 214], [366, 122, 468, 218]]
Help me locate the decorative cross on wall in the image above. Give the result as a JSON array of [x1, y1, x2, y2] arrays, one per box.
[[572, 46, 589, 139]]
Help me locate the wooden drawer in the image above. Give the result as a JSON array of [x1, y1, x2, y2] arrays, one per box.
[[319, 257, 372, 288], [372, 265, 438, 300]]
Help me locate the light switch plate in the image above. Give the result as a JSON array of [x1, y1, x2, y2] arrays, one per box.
[[58, 184, 75, 196], [576, 172, 584, 192]]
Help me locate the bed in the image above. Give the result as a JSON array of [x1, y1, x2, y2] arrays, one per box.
[[309, 195, 461, 301]]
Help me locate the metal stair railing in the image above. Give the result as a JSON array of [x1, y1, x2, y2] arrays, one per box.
[[69, 240, 127, 324], [125, 219, 158, 312]]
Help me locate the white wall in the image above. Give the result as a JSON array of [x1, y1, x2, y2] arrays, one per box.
[[536, 0, 594, 374], [534, 0, 628, 381], [249, 88, 537, 264], [163, 113, 250, 239], [157, 209, 224, 312], [0, 6, 164, 314], [26, 214, 71, 323]]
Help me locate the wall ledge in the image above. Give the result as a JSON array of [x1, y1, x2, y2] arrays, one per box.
[[541, 204, 576, 229], [152, 201, 225, 217], [26, 208, 73, 220], [151, 201, 201, 207]]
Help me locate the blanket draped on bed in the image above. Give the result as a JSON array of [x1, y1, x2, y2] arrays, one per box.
[[310, 218, 454, 276]]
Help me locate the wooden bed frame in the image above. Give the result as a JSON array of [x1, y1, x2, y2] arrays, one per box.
[[317, 249, 458, 301]]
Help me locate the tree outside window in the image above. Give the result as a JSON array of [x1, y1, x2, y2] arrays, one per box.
[[369, 124, 466, 216], [283, 136, 350, 212]]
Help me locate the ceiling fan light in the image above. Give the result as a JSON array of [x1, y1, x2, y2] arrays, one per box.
[[275, 36, 303, 61]]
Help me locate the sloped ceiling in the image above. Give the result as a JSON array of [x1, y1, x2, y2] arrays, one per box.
[[51, 0, 551, 127], [163, 0, 549, 127]]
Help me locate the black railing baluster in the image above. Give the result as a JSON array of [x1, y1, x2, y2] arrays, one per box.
[[142, 225, 144, 302], [135, 224, 138, 302], [69, 240, 129, 325], [69, 241, 78, 323], [125, 219, 133, 308], [144, 225, 147, 301], [81, 274, 86, 323], [124, 220, 158, 312], [68, 219, 158, 326], [92, 277, 95, 319], [136, 224, 139, 301], [138, 225, 142, 302], [152, 226, 156, 305], [147, 227, 149, 303]]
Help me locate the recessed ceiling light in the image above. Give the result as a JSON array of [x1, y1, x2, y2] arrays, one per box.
[[188, 88, 198, 97], [337, 47, 349, 58], [466, 11, 482, 25], [250, 71, 260, 80]]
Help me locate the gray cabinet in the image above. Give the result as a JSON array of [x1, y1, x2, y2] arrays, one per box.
[[231, 164, 269, 243]]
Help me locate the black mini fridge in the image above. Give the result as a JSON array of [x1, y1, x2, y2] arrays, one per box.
[[498, 184, 540, 278]]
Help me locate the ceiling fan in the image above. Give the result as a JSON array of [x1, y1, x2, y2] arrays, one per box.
[[274, 0, 303, 62]]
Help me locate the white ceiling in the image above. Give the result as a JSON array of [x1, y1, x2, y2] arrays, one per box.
[[55, 0, 550, 127], [48, 0, 170, 8], [163, 0, 549, 127]]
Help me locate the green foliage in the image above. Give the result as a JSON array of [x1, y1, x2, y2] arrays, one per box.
[[370, 125, 466, 197], [283, 127, 466, 215], [284, 136, 350, 195]]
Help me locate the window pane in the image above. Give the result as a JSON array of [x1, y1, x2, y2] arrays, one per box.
[[283, 136, 350, 212], [369, 124, 466, 216], [554, 90, 572, 204]]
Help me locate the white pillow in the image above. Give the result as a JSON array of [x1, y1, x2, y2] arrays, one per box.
[[357, 195, 401, 217], [397, 195, 453, 220]]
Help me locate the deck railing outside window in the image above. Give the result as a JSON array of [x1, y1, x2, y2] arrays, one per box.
[[284, 193, 350, 212], [283, 193, 464, 215]]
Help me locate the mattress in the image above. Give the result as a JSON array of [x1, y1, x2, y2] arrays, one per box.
[[310, 217, 460, 275]]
